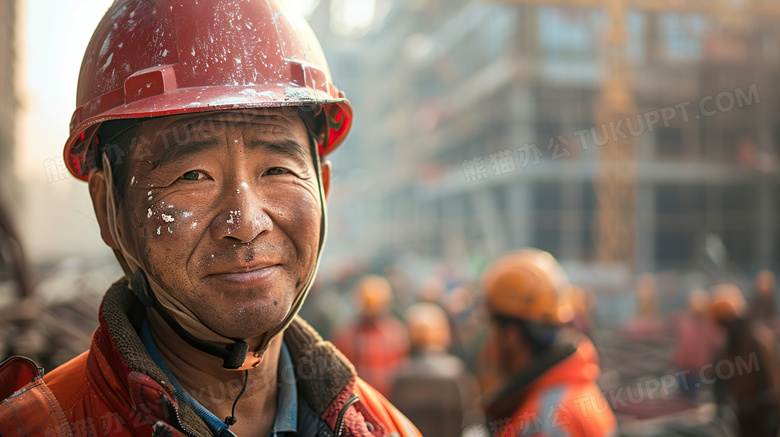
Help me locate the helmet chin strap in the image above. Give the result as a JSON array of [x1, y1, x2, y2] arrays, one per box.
[[100, 134, 327, 370]]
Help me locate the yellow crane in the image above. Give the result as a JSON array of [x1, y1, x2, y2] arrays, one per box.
[[490, 0, 774, 267]]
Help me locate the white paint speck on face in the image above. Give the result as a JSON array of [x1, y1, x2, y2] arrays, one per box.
[[162, 213, 174, 223], [147, 208, 153, 218], [191, 222, 198, 228], [156, 226, 161, 235], [131, 176, 136, 185], [182, 211, 193, 218]]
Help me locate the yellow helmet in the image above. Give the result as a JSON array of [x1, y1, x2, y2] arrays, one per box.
[[354, 275, 393, 318], [709, 283, 746, 323], [481, 248, 573, 325]]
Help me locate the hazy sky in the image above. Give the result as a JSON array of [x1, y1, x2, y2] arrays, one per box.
[[19, 0, 115, 174], [13, 0, 115, 263]]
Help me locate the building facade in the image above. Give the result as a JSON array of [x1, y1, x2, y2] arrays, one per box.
[[313, 0, 780, 280]]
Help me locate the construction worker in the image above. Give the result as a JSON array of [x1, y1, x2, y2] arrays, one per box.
[[750, 270, 778, 333], [391, 302, 483, 437], [480, 249, 617, 437], [418, 275, 447, 304], [671, 290, 722, 399], [0, 1, 420, 436], [623, 273, 666, 342], [709, 283, 780, 437], [331, 275, 409, 397]]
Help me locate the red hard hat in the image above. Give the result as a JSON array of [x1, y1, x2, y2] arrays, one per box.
[[64, 0, 352, 181]]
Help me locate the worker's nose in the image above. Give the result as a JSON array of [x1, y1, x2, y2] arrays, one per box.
[[211, 182, 273, 244]]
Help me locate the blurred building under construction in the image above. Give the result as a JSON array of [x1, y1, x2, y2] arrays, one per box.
[[0, 0, 16, 180], [313, 0, 780, 279]]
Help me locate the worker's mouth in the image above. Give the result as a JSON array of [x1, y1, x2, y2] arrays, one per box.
[[206, 263, 281, 287]]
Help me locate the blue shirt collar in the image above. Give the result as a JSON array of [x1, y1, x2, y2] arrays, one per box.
[[141, 320, 298, 436], [274, 341, 298, 435]]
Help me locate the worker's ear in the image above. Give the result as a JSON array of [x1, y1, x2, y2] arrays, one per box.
[[321, 160, 331, 200], [88, 170, 119, 250]]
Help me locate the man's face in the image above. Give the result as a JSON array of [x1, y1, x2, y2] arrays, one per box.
[[110, 109, 324, 339]]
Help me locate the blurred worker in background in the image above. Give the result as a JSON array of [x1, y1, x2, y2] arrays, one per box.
[[480, 248, 617, 437], [383, 264, 415, 315], [417, 273, 465, 356], [0, 1, 421, 435], [331, 274, 409, 396], [750, 270, 778, 334], [447, 283, 486, 372], [391, 302, 483, 437], [418, 275, 447, 305], [671, 289, 722, 399], [710, 283, 780, 437], [636, 274, 658, 319], [623, 273, 666, 342]]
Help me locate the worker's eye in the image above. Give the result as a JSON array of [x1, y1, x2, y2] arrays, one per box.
[[180, 170, 204, 181], [265, 167, 291, 176]]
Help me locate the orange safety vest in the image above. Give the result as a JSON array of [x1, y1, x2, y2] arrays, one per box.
[[485, 336, 617, 437]]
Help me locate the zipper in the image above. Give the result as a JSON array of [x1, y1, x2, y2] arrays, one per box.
[[171, 401, 200, 437], [334, 394, 360, 437], [155, 391, 200, 437]]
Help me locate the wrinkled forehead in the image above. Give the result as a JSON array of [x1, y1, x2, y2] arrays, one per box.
[[137, 108, 309, 143], [121, 108, 315, 167]]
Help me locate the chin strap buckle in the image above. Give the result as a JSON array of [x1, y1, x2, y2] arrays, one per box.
[[224, 341, 250, 369]]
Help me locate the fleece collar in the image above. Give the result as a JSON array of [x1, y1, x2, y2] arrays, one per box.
[[95, 278, 356, 435]]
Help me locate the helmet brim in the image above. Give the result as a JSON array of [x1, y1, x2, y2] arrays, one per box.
[[64, 84, 352, 181]]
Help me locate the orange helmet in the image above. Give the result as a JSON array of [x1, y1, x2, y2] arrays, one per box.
[[709, 283, 747, 323], [404, 302, 451, 352], [354, 275, 394, 318], [481, 249, 573, 325], [63, 0, 352, 180]]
